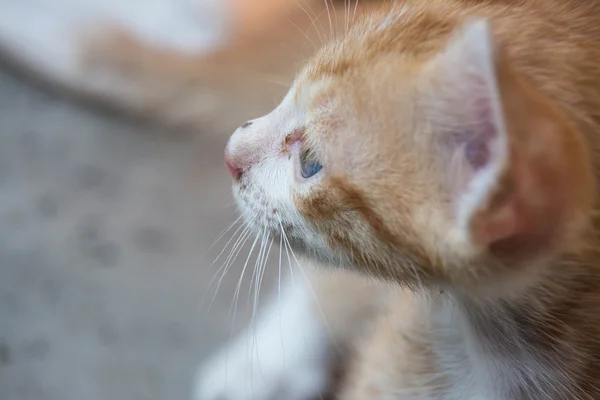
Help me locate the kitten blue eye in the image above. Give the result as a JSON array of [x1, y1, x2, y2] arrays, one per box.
[[300, 150, 323, 179]]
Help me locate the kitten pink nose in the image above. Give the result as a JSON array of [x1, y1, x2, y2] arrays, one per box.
[[225, 150, 243, 181], [225, 119, 264, 180]]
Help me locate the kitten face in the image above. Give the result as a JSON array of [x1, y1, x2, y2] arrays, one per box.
[[226, 84, 335, 262], [225, 13, 595, 290], [227, 57, 430, 282]]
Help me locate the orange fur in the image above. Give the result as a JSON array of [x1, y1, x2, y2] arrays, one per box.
[[291, 1, 600, 397]]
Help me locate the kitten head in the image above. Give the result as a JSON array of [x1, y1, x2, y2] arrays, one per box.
[[225, 13, 595, 293]]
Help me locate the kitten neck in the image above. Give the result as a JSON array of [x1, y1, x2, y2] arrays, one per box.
[[441, 255, 600, 398]]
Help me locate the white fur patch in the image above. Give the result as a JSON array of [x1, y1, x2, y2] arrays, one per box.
[[194, 274, 331, 400]]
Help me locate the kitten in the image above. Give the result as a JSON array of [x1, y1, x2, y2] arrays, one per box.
[[8, 0, 600, 399], [201, 0, 600, 399]]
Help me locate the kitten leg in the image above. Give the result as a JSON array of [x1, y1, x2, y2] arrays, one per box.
[[194, 265, 385, 400], [339, 290, 442, 400], [194, 271, 333, 400]]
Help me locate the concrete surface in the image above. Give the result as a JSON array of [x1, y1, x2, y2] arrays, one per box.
[[0, 68, 280, 400]]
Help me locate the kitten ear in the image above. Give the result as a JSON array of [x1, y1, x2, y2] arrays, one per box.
[[428, 19, 594, 258]]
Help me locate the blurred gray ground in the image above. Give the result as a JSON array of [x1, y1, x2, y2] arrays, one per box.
[[0, 69, 277, 400]]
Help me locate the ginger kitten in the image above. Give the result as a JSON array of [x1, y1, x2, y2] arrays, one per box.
[[199, 0, 600, 399], [9, 0, 600, 398]]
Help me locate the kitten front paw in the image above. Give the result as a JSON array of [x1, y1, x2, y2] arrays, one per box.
[[193, 336, 331, 400]]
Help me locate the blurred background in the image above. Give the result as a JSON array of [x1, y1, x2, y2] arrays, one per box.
[[0, 1, 373, 399]]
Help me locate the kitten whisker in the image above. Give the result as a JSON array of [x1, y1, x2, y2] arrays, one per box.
[[295, 0, 326, 47], [328, 0, 339, 38], [249, 228, 268, 384], [280, 11, 320, 51], [248, 225, 269, 321], [323, 0, 335, 41], [278, 230, 284, 302], [207, 226, 253, 309], [345, 0, 351, 34], [255, 236, 274, 316], [277, 216, 343, 354], [251, 233, 275, 382], [202, 222, 250, 307], [277, 219, 296, 286], [353, 0, 360, 24], [230, 230, 261, 327], [255, 233, 273, 312], [207, 219, 247, 270], [277, 228, 286, 366], [250, 228, 270, 321], [221, 200, 237, 210], [306, 8, 332, 47], [246, 226, 267, 302]]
